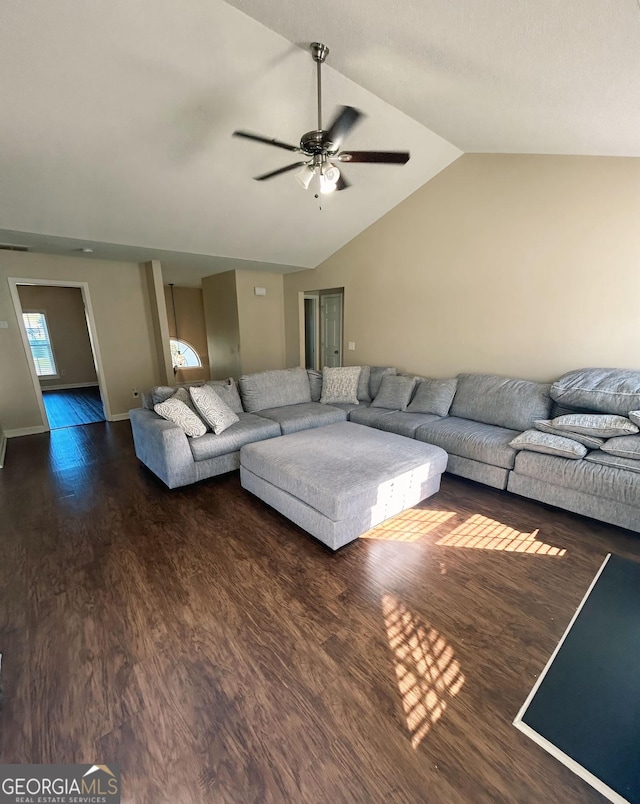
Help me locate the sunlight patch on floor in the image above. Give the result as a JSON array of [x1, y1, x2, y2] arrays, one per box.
[[436, 514, 566, 556], [361, 509, 456, 542], [382, 594, 464, 749]]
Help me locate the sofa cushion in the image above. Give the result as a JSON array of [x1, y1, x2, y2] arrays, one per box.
[[550, 413, 638, 439], [513, 450, 640, 507], [629, 410, 640, 427], [550, 368, 640, 415], [154, 398, 207, 438], [407, 378, 458, 417], [320, 366, 361, 405], [584, 452, 640, 475], [415, 416, 520, 470], [450, 373, 552, 431], [330, 401, 369, 417], [190, 385, 239, 435], [534, 419, 604, 449], [371, 374, 416, 411], [350, 407, 441, 438], [239, 368, 311, 412], [254, 402, 347, 435], [600, 434, 640, 459], [357, 366, 372, 402], [205, 378, 244, 414], [369, 366, 396, 398], [189, 413, 281, 461], [509, 430, 587, 460], [307, 369, 323, 402]]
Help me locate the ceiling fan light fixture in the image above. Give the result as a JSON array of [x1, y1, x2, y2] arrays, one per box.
[[295, 164, 315, 189], [319, 164, 340, 194]]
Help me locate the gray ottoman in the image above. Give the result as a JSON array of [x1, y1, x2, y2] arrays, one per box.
[[240, 421, 448, 550]]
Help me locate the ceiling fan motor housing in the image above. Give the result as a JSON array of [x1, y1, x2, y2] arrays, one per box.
[[300, 129, 337, 156]]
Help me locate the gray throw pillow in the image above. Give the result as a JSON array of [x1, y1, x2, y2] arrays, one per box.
[[600, 434, 640, 459], [369, 366, 397, 399], [320, 366, 361, 405], [585, 452, 640, 474], [205, 378, 244, 414], [550, 368, 640, 415], [550, 413, 639, 439], [357, 366, 372, 402], [371, 374, 417, 411], [534, 419, 604, 450], [190, 385, 239, 435], [171, 386, 201, 416], [509, 430, 587, 459], [151, 385, 175, 406], [407, 378, 457, 417], [307, 369, 323, 402], [630, 410, 640, 427], [154, 398, 207, 438]]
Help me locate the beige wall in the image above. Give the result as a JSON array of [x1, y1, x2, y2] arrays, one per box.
[[0, 252, 159, 432], [202, 269, 286, 378], [17, 284, 98, 388], [202, 271, 241, 380], [284, 154, 640, 381], [164, 284, 211, 384], [235, 270, 285, 375]]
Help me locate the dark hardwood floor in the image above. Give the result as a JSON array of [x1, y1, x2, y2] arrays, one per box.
[[42, 386, 105, 429], [1, 421, 639, 803]]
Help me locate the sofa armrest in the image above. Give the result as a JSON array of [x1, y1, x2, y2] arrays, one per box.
[[129, 408, 197, 489]]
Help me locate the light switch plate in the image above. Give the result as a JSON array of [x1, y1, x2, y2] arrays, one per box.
[[348, 341, 355, 351], [0, 321, 8, 328]]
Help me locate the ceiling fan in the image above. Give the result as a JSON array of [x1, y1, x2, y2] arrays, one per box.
[[233, 42, 410, 194]]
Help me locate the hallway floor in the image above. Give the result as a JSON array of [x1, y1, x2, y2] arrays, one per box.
[[42, 386, 105, 428]]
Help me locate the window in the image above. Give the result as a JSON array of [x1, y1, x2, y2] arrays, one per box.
[[170, 338, 201, 369], [23, 311, 58, 377]]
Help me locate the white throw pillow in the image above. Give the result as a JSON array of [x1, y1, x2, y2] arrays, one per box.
[[190, 385, 239, 435], [320, 366, 361, 405], [154, 398, 207, 438]]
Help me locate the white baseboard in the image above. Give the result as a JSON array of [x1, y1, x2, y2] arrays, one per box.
[[40, 382, 99, 391], [5, 425, 49, 438], [109, 413, 130, 422], [0, 433, 6, 468]]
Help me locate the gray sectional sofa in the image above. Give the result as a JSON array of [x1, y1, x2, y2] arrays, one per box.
[[129, 365, 640, 535]]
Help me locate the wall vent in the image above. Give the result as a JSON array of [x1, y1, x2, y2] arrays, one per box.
[[0, 244, 30, 252]]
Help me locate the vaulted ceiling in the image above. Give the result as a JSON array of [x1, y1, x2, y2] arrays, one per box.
[[1, 1, 638, 280]]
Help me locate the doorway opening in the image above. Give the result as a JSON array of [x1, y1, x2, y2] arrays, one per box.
[[302, 288, 344, 370], [9, 278, 110, 431]]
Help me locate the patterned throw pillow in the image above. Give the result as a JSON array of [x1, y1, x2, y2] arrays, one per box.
[[509, 430, 587, 459], [320, 366, 361, 405], [550, 413, 639, 439], [190, 385, 239, 435], [205, 378, 244, 415], [154, 398, 207, 438], [371, 375, 417, 411]]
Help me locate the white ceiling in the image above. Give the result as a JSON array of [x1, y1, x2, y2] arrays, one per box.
[[1, 0, 638, 281]]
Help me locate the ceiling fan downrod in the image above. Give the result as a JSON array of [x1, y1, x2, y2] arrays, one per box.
[[311, 42, 329, 133]]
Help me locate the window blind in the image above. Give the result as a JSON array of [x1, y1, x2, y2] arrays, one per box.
[[22, 312, 57, 377]]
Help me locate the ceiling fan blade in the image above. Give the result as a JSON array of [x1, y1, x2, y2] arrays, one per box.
[[233, 131, 300, 153], [254, 161, 308, 181], [324, 106, 363, 150], [335, 172, 350, 191], [338, 150, 410, 164]]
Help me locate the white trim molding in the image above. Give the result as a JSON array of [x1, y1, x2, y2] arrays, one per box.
[[5, 425, 49, 438], [41, 381, 99, 391], [109, 412, 131, 422], [0, 427, 6, 468]]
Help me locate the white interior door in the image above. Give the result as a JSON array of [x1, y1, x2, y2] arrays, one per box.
[[321, 293, 343, 368]]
